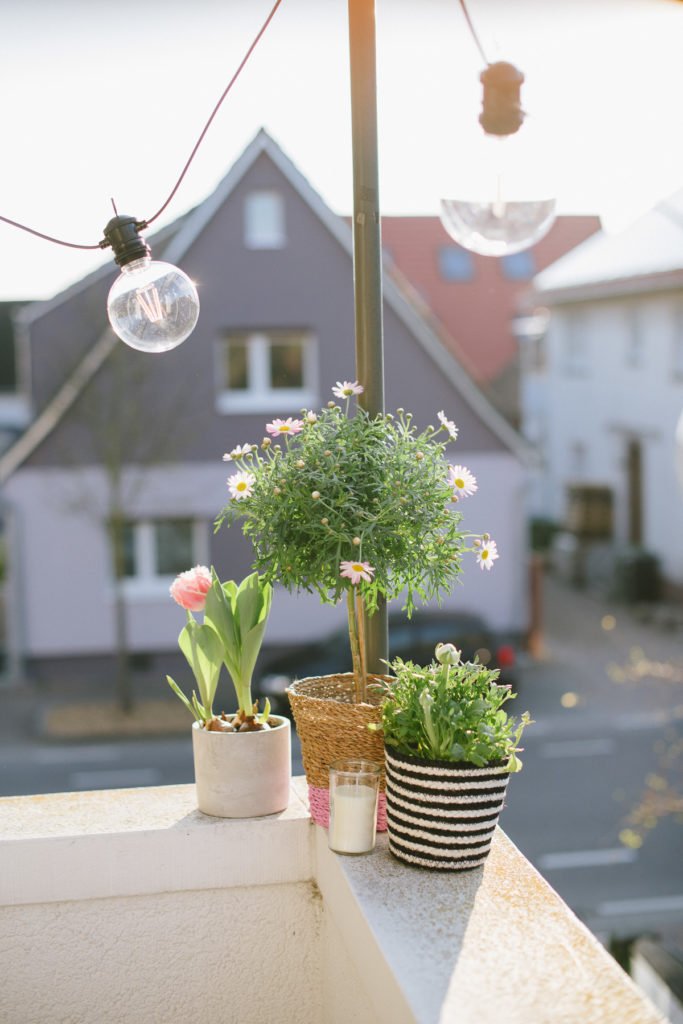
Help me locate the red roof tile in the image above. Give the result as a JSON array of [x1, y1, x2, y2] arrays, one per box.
[[381, 215, 600, 384]]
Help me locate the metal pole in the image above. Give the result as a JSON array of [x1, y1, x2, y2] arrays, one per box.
[[348, 0, 388, 673]]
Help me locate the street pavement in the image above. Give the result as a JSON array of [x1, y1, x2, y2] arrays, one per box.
[[0, 569, 681, 949], [503, 571, 683, 947]]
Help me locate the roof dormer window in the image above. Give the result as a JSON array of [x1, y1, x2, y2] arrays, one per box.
[[244, 190, 286, 249]]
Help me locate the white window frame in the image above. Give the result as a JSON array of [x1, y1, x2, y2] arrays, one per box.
[[119, 519, 208, 599], [562, 315, 590, 377], [243, 190, 286, 249], [673, 302, 683, 379], [215, 330, 318, 413], [624, 306, 645, 369]]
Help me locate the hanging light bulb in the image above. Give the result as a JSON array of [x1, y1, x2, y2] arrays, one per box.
[[440, 62, 556, 257], [102, 215, 199, 353]]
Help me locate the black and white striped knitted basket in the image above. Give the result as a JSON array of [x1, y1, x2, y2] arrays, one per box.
[[385, 746, 510, 871]]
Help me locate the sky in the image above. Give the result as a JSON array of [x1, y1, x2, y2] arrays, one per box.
[[1, 0, 682, 300]]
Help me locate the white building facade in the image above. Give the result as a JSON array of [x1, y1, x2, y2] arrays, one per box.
[[520, 195, 683, 593]]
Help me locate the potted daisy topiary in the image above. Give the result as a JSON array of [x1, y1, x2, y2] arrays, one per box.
[[215, 379, 499, 826]]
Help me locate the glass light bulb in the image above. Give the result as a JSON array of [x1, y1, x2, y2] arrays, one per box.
[[107, 257, 199, 353], [440, 130, 556, 257]]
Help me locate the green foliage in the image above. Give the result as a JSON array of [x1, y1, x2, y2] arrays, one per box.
[[216, 404, 468, 616], [529, 516, 559, 552], [168, 570, 272, 719], [166, 674, 204, 723], [174, 617, 224, 722], [204, 570, 273, 714], [379, 652, 531, 770]]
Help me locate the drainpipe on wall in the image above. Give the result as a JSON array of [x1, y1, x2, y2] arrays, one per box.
[[0, 495, 26, 686]]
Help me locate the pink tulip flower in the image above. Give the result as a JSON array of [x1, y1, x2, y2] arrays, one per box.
[[170, 565, 213, 612]]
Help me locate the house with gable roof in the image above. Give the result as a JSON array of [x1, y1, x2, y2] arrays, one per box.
[[0, 129, 534, 686], [520, 191, 683, 595], [381, 214, 599, 425]]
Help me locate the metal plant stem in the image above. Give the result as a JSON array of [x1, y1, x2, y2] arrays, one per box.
[[348, 0, 388, 674]]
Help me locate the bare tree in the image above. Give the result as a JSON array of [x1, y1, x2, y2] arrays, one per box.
[[57, 340, 197, 713]]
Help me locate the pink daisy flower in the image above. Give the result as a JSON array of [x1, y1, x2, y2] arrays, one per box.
[[265, 417, 304, 437], [340, 560, 375, 585]]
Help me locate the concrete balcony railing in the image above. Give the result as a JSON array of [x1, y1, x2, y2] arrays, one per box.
[[0, 780, 667, 1024]]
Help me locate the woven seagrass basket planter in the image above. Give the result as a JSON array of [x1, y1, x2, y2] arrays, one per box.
[[286, 673, 391, 830], [385, 745, 511, 871]]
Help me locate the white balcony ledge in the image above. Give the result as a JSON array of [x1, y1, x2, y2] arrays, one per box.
[[0, 780, 665, 1024]]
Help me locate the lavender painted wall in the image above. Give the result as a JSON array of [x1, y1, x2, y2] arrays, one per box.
[[4, 136, 528, 675]]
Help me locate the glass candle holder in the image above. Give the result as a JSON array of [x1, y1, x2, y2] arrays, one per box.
[[328, 759, 381, 855]]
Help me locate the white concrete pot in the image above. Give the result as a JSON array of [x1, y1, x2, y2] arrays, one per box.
[[191, 717, 291, 818]]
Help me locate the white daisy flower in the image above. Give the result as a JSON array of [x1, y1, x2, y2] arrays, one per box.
[[448, 464, 478, 499], [476, 538, 499, 571], [332, 380, 364, 399], [228, 471, 255, 500], [437, 411, 458, 441], [222, 443, 254, 462]]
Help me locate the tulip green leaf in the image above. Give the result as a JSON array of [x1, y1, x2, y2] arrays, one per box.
[[178, 618, 223, 717]]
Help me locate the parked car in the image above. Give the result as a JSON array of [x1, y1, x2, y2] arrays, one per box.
[[256, 610, 517, 716]]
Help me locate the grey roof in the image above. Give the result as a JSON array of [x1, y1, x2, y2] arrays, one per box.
[[0, 129, 534, 483], [533, 188, 683, 302]]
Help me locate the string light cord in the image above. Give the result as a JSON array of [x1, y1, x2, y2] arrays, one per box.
[[142, 0, 283, 229], [0, 0, 284, 251], [0, 215, 102, 251], [457, 0, 491, 67]]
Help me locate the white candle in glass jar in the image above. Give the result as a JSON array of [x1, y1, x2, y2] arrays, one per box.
[[329, 783, 378, 854]]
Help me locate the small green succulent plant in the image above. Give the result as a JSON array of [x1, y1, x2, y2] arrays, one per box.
[[378, 643, 531, 770]]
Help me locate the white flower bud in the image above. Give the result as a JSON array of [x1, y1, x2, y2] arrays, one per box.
[[312, 491, 321, 500], [435, 643, 461, 666]]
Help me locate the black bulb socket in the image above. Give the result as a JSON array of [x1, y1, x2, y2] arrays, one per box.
[[102, 215, 151, 267], [479, 61, 525, 137]]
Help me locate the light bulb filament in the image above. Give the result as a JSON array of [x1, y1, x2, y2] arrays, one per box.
[[136, 283, 164, 322], [493, 175, 506, 219]]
